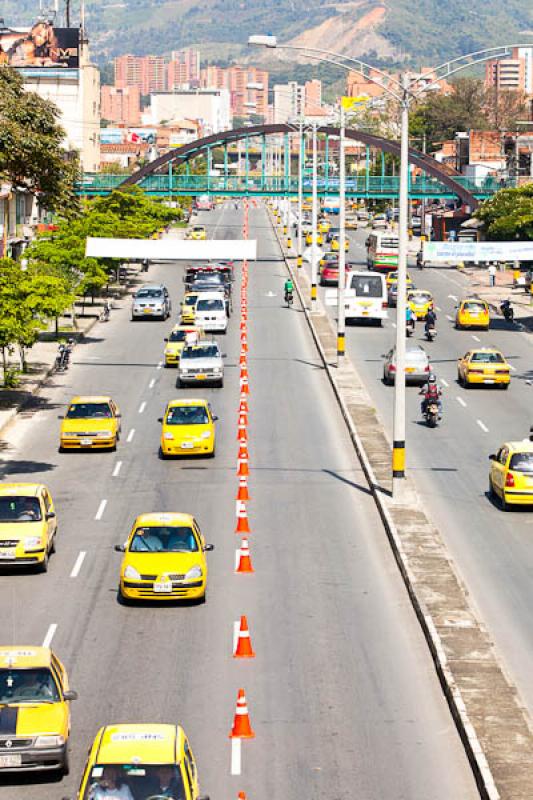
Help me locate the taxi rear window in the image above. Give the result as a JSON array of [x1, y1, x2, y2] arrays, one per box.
[[509, 453, 533, 473], [463, 302, 486, 312], [470, 352, 504, 363]]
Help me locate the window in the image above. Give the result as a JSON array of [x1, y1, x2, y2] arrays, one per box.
[[350, 275, 383, 297], [67, 403, 112, 419], [0, 496, 42, 522], [130, 526, 199, 553], [0, 668, 60, 703], [470, 352, 504, 364], [509, 453, 533, 473], [166, 406, 209, 425]]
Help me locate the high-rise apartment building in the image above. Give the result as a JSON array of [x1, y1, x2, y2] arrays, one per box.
[[114, 54, 141, 88], [114, 54, 166, 94], [101, 85, 141, 125], [200, 65, 268, 119], [485, 48, 532, 95], [304, 79, 322, 114], [168, 48, 200, 89]]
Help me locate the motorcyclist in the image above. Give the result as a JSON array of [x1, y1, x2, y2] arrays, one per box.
[[284, 277, 294, 303], [406, 305, 415, 332], [424, 307, 437, 334], [419, 373, 443, 418], [500, 298, 513, 321]]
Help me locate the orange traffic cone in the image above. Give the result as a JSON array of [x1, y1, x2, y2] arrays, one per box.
[[239, 355, 247, 367], [237, 425, 248, 443], [239, 399, 248, 413], [240, 366, 248, 379], [235, 501, 251, 533], [238, 793, 247, 800], [240, 379, 249, 394], [234, 615, 256, 658], [229, 689, 255, 738], [236, 538, 254, 573], [241, 342, 248, 353], [236, 476, 250, 501], [238, 412, 248, 427], [238, 444, 249, 461]]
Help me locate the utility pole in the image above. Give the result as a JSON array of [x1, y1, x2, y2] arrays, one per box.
[[311, 123, 318, 311]]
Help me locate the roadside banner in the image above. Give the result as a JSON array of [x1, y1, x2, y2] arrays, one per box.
[[423, 241, 533, 264], [85, 238, 257, 260]]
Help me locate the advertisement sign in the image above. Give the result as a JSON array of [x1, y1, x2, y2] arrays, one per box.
[[341, 95, 370, 110], [0, 23, 79, 68], [423, 241, 533, 263], [100, 129, 126, 145]]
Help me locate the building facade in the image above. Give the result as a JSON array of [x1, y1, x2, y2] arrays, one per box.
[[200, 65, 268, 119], [145, 89, 230, 134], [101, 85, 141, 126]]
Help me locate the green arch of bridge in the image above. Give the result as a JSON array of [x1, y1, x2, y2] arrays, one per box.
[[119, 123, 478, 208]]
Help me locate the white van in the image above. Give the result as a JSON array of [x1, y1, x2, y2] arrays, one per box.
[[194, 291, 228, 333], [326, 271, 388, 325]]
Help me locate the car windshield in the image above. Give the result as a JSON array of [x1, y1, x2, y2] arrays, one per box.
[[83, 764, 185, 800], [470, 352, 504, 363], [184, 295, 198, 306], [409, 293, 431, 303], [182, 345, 219, 359], [166, 406, 209, 425], [350, 275, 383, 297], [464, 302, 486, 312], [510, 453, 533, 473], [130, 526, 199, 552], [196, 299, 224, 312], [168, 330, 187, 343], [0, 497, 42, 523], [136, 289, 162, 299], [193, 227, 205, 232], [0, 668, 60, 704], [67, 403, 112, 419]]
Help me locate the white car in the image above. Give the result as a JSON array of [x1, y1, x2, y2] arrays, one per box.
[[178, 342, 224, 388], [194, 291, 228, 333]]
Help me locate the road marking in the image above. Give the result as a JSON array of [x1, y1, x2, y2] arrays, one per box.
[[138, 401, 146, 414], [127, 428, 135, 443], [441, 378, 449, 387], [42, 624, 57, 648], [456, 396, 467, 407], [509, 363, 516, 371], [157, 361, 163, 370], [233, 621, 240, 656], [436, 306, 442, 312], [112, 461, 123, 477], [477, 419, 489, 433], [230, 738, 242, 776], [392, 322, 397, 329], [95, 499, 107, 521], [149, 378, 156, 389], [446, 314, 453, 321], [70, 551, 86, 578], [448, 294, 458, 302], [472, 335, 481, 342]]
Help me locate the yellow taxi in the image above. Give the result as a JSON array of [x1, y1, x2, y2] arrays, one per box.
[[159, 399, 216, 458], [455, 298, 490, 330], [59, 396, 121, 451], [407, 289, 434, 320], [318, 218, 330, 234], [330, 234, 349, 252], [386, 270, 413, 289], [74, 723, 207, 800], [457, 348, 510, 389], [0, 646, 76, 775], [319, 251, 338, 268], [302, 199, 312, 212], [180, 292, 200, 324], [489, 441, 533, 510], [115, 512, 214, 602], [188, 225, 207, 241], [305, 231, 323, 246], [0, 484, 57, 571], [164, 325, 202, 367]]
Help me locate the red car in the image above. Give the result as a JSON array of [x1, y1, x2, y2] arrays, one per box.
[[319, 259, 340, 286]]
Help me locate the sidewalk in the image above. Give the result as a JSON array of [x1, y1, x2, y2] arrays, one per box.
[[463, 266, 533, 330]]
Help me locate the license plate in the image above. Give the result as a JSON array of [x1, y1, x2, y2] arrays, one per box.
[[406, 367, 415, 373], [362, 311, 369, 316], [0, 754, 22, 767], [143, 308, 152, 314], [195, 374, 206, 380], [80, 438, 92, 446], [153, 581, 173, 593], [470, 312, 479, 316], [0, 550, 16, 560], [484, 379, 495, 384], [180, 442, 194, 449]]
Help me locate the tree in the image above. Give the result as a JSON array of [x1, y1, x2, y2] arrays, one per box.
[[0, 66, 79, 213], [409, 78, 489, 149], [475, 184, 533, 240]]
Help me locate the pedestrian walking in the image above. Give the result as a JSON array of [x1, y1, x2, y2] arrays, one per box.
[[488, 263, 497, 287]]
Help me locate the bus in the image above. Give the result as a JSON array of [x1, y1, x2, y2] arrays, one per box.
[[366, 232, 399, 272], [195, 195, 214, 211], [322, 195, 341, 214], [326, 271, 388, 325]]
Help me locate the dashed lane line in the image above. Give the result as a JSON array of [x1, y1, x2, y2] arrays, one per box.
[[456, 396, 467, 408], [230, 738, 242, 776], [441, 378, 449, 387], [42, 624, 57, 648], [149, 378, 156, 389], [112, 461, 123, 477], [477, 419, 489, 433], [138, 401, 147, 414], [70, 551, 86, 578], [95, 499, 107, 521], [472, 335, 481, 342], [126, 428, 135, 443]]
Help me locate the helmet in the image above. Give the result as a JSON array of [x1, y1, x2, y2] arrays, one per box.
[[428, 374, 437, 384]]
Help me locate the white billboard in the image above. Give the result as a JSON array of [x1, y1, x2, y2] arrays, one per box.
[[85, 238, 257, 260], [423, 241, 533, 264]]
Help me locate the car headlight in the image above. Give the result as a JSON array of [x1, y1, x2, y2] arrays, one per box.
[[98, 430, 113, 438], [181, 368, 189, 374], [35, 735, 65, 748], [124, 565, 141, 580], [163, 432, 174, 440], [185, 565, 203, 580], [213, 367, 222, 375], [200, 431, 211, 439], [24, 537, 43, 551]]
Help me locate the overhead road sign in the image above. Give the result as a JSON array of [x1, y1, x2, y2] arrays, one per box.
[[85, 238, 257, 260]]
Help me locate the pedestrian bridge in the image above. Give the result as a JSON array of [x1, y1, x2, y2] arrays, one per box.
[[79, 123, 514, 206]]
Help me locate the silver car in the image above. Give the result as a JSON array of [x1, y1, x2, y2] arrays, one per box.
[[178, 342, 224, 388], [131, 284, 171, 320], [383, 344, 431, 385]]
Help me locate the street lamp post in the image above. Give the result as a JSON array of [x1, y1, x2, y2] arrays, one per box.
[[297, 122, 304, 269], [337, 102, 346, 360], [311, 122, 319, 312]]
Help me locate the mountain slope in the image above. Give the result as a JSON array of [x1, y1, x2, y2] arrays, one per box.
[[0, 0, 531, 66]]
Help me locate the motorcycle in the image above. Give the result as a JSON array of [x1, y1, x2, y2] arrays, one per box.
[[406, 319, 415, 337], [100, 303, 111, 322], [416, 251, 424, 270], [285, 289, 294, 308], [55, 344, 70, 372], [500, 299, 514, 322], [425, 402, 440, 428], [425, 325, 437, 341]]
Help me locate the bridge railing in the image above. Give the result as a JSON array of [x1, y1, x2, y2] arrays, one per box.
[[77, 172, 519, 196]]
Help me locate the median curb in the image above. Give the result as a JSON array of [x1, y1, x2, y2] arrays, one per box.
[[268, 204, 533, 800]]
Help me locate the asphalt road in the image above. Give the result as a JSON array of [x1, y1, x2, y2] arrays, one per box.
[[0, 203, 478, 799], [313, 219, 533, 718]]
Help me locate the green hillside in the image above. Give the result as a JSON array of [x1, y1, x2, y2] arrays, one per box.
[[0, 0, 531, 66]]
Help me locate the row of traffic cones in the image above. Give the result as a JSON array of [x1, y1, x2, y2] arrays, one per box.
[[230, 197, 256, 772]]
